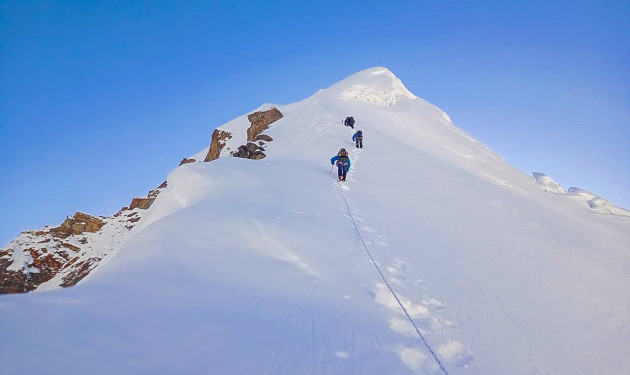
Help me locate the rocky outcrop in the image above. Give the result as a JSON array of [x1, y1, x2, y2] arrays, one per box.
[[229, 108, 282, 160], [253, 134, 273, 143], [49, 212, 106, 238], [203, 108, 282, 162], [60, 257, 101, 288], [0, 182, 167, 294], [150, 181, 167, 198], [204, 129, 233, 162], [129, 198, 155, 210], [0, 252, 32, 293], [231, 143, 266, 160], [246, 107, 283, 141], [179, 158, 196, 166]]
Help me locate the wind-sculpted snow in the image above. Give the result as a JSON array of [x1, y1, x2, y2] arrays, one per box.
[[532, 172, 565, 193], [339, 67, 417, 106], [1, 67, 628, 375], [531, 173, 630, 216], [566, 187, 630, 216]]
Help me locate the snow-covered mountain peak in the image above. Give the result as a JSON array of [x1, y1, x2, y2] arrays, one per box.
[[2, 67, 629, 375], [330, 67, 418, 106]]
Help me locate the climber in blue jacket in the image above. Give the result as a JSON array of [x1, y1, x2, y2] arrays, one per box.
[[331, 148, 351, 182], [352, 130, 363, 149]]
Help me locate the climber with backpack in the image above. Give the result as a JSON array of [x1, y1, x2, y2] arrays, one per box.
[[352, 130, 363, 149], [344, 116, 355, 129], [331, 148, 351, 182]]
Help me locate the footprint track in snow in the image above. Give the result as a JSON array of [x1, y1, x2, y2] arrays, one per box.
[[333, 142, 473, 371]]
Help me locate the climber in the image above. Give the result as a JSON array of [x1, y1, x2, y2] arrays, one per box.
[[331, 148, 351, 182], [344, 116, 355, 129], [352, 130, 363, 149]]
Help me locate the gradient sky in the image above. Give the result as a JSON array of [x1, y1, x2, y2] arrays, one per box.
[[1, 0, 628, 245]]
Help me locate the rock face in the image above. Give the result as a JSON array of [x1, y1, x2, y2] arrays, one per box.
[[253, 134, 273, 143], [204, 129, 233, 162], [228, 108, 282, 160], [179, 158, 196, 166], [232, 142, 266, 160], [202, 107, 282, 162], [49, 212, 106, 238], [246, 107, 283, 141], [0, 184, 166, 294], [129, 198, 155, 210]]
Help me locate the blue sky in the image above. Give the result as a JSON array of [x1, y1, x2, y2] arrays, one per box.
[[1, 0, 628, 245]]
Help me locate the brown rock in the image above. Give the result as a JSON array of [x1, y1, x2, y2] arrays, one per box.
[[76, 212, 105, 232], [246, 108, 283, 141], [63, 256, 80, 269], [71, 222, 86, 234], [60, 258, 101, 288], [1, 243, 64, 293], [231, 142, 266, 160], [61, 242, 80, 252], [50, 212, 105, 238], [0, 265, 30, 294], [204, 129, 233, 162], [179, 158, 196, 166], [253, 134, 273, 142], [129, 197, 155, 210]]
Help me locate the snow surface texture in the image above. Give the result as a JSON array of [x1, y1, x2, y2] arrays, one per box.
[[1, 67, 629, 375]]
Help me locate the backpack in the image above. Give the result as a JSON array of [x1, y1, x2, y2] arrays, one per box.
[[356, 130, 362, 137], [347, 116, 355, 125]]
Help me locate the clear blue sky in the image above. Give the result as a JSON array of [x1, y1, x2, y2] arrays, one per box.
[[1, 0, 628, 245]]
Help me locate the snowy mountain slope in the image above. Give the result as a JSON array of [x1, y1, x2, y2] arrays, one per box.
[[1, 67, 628, 375]]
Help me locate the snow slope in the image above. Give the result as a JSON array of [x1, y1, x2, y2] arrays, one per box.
[[1, 67, 628, 375]]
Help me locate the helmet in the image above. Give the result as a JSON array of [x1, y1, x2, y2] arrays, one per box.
[[340, 148, 346, 152]]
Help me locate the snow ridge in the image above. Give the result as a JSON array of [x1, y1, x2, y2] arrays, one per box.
[[533, 172, 630, 216]]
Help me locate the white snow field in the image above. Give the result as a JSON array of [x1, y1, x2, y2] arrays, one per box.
[[1, 67, 628, 375]]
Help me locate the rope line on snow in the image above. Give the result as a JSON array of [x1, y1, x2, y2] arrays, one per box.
[[338, 185, 449, 375]]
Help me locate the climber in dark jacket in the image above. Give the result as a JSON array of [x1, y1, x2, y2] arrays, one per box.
[[344, 116, 355, 129], [331, 148, 351, 181]]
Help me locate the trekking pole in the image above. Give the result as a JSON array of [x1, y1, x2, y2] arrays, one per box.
[[329, 164, 334, 174]]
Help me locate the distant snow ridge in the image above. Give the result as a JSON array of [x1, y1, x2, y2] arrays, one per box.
[[532, 172, 565, 193], [567, 187, 630, 216], [340, 67, 417, 106], [533, 172, 629, 216]]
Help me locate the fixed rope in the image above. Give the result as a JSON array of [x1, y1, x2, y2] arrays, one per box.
[[338, 186, 449, 375]]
